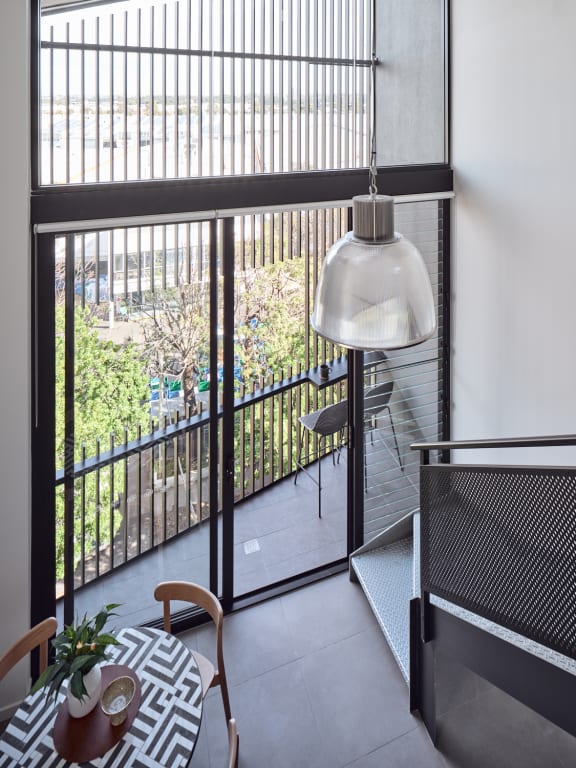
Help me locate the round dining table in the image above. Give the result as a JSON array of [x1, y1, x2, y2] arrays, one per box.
[[0, 626, 203, 767]]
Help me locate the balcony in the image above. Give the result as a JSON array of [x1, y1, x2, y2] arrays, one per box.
[[45, 190, 444, 631], [58, 343, 428, 629]]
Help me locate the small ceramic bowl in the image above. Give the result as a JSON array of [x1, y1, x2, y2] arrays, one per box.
[[100, 675, 135, 726]]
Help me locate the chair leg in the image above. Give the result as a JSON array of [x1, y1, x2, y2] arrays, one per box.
[[318, 435, 324, 518], [385, 406, 403, 471], [364, 431, 368, 493], [218, 675, 232, 724], [336, 428, 344, 464], [294, 425, 305, 484]]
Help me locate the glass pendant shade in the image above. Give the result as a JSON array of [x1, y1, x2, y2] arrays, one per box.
[[311, 195, 437, 350]]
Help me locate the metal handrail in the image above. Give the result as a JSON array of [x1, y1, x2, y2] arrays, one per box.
[[411, 434, 576, 453], [55, 358, 348, 484], [60, 351, 440, 483]]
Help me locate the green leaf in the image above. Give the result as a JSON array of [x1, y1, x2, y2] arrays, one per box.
[[69, 655, 93, 674], [30, 665, 54, 695], [70, 671, 88, 700], [46, 668, 70, 700], [93, 633, 119, 646]]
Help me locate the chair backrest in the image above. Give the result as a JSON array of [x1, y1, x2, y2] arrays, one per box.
[[154, 581, 223, 634], [155, 581, 233, 724], [228, 717, 239, 768], [311, 400, 348, 437], [363, 350, 388, 371], [0, 617, 58, 684], [364, 380, 394, 422]]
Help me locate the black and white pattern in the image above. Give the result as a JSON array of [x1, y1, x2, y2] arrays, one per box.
[[0, 627, 202, 768]]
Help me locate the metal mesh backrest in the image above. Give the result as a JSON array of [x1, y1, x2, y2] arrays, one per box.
[[298, 400, 348, 437], [363, 350, 388, 371], [364, 380, 394, 422]]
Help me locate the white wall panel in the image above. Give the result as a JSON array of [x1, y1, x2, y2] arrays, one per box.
[[451, 0, 576, 465], [0, 0, 31, 717]]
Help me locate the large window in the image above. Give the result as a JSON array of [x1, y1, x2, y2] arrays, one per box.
[[39, 0, 447, 186], [33, 0, 452, 630]]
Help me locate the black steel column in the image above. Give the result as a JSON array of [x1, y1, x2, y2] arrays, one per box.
[[208, 219, 219, 596], [348, 349, 365, 553], [221, 218, 235, 609], [440, 198, 451, 454], [31, 232, 57, 638], [63, 234, 76, 626]]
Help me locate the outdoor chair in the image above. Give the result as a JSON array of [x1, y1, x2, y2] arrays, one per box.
[[294, 399, 348, 518], [364, 380, 403, 491], [153, 580, 232, 724]]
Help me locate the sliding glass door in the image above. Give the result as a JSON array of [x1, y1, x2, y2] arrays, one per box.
[[35, 207, 352, 626], [40, 218, 236, 628], [230, 207, 350, 596]]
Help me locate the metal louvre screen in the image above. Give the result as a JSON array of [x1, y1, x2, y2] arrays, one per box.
[[39, 0, 371, 185], [421, 464, 576, 660], [363, 200, 444, 541]]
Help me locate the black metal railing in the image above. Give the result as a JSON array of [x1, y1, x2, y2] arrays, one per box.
[[56, 359, 347, 594], [50, 196, 445, 597]]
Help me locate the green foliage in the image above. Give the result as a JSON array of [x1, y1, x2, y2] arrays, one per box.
[[56, 307, 150, 458], [235, 258, 307, 382], [139, 281, 211, 411], [31, 604, 121, 702], [55, 308, 150, 581]]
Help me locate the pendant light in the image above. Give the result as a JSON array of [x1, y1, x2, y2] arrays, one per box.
[[310, 3, 436, 351]]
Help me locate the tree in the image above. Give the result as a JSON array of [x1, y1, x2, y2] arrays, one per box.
[[55, 307, 150, 581], [234, 258, 307, 382], [139, 281, 211, 413]]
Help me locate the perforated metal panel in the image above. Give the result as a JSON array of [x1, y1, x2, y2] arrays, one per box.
[[421, 465, 576, 660]]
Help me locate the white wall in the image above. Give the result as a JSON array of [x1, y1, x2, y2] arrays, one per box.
[[0, 0, 31, 717], [451, 0, 576, 464]]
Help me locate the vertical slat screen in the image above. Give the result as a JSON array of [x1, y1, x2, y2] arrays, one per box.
[[40, 0, 371, 185], [363, 200, 444, 541]]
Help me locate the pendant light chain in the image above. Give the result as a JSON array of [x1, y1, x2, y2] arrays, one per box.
[[311, 0, 436, 350], [369, 0, 378, 197]]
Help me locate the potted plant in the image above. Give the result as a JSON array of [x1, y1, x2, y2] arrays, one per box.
[[32, 603, 121, 718]]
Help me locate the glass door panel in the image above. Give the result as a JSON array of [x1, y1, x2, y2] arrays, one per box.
[[55, 221, 219, 628], [231, 207, 350, 596], [362, 200, 444, 543]]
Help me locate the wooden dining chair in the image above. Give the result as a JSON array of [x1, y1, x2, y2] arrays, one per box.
[[0, 617, 58, 684], [228, 717, 239, 768], [153, 581, 232, 723]]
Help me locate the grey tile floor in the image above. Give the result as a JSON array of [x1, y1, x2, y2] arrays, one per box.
[[182, 572, 576, 768], [185, 571, 444, 768], [67, 431, 417, 631], [4, 571, 576, 766], [435, 650, 576, 768]]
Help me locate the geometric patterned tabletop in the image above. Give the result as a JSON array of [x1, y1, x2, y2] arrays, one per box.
[[0, 627, 203, 768]]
